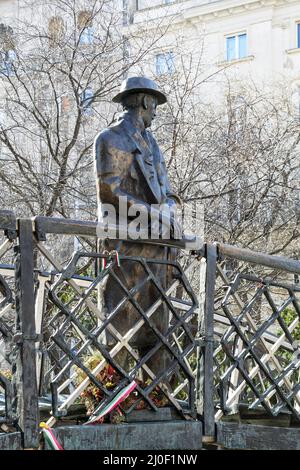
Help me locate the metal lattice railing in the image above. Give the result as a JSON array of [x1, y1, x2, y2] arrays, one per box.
[[213, 247, 300, 423], [1, 211, 300, 449], [36, 243, 199, 423], [0, 211, 17, 428]]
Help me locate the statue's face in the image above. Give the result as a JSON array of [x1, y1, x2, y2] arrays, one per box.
[[142, 94, 158, 128]]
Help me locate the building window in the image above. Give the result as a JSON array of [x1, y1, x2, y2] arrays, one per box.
[[48, 16, 65, 47], [292, 85, 300, 119], [60, 94, 70, 114], [1, 49, 17, 76], [0, 24, 16, 76], [0, 23, 15, 50], [156, 51, 175, 75], [226, 33, 247, 61], [79, 26, 94, 45], [78, 11, 94, 45], [80, 87, 94, 115], [227, 94, 246, 141], [297, 23, 300, 48]]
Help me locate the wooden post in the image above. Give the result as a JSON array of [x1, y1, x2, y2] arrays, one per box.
[[196, 243, 217, 440], [13, 218, 39, 449], [196, 257, 206, 416]]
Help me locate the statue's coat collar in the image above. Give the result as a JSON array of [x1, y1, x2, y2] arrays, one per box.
[[116, 113, 161, 203]]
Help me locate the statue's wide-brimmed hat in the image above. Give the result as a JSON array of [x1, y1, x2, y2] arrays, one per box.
[[112, 76, 167, 105]]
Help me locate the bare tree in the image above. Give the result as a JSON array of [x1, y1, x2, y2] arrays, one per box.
[[0, 1, 298, 258], [152, 55, 300, 258], [0, 0, 168, 219]]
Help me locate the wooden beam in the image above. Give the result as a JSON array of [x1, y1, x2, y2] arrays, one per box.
[[0, 432, 22, 450], [13, 218, 39, 449], [199, 243, 217, 439], [43, 422, 202, 450], [33, 216, 200, 250], [217, 422, 300, 450], [218, 243, 300, 275]]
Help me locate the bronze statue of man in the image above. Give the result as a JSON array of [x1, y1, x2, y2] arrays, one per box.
[[94, 77, 180, 377]]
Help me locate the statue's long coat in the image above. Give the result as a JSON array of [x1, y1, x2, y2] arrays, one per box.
[[94, 112, 178, 356]]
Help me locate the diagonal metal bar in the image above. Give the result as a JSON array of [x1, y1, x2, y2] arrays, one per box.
[[108, 266, 195, 381], [215, 266, 300, 419], [219, 286, 299, 417], [215, 315, 300, 419], [45, 256, 199, 426], [0, 239, 13, 259]]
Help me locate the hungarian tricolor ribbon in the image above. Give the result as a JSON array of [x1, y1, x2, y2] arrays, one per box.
[[100, 251, 120, 271], [100, 257, 106, 271], [40, 422, 64, 450], [84, 380, 137, 425], [115, 251, 120, 267]]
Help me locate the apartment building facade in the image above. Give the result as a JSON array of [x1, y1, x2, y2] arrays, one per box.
[[125, 0, 300, 104]]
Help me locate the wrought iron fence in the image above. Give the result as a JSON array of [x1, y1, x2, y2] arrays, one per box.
[[0, 210, 300, 449], [212, 244, 300, 424], [33, 216, 201, 427]]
